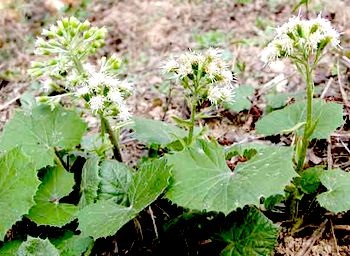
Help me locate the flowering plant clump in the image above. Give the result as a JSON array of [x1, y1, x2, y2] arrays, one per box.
[[261, 15, 340, 65], [29, 16, 133, 120], [164, 48, 236, 105]]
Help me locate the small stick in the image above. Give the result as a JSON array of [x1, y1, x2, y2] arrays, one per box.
[[0, 95, 21, 111], [340, 139, 350, 154], [334, 225, 350, 231], [327, 138, 333, 170], [337, 60, 350, 107], [295, 220, 327, 256], [320, 78, 333, 99], [148, 206, 159, 238], [330, 220, 340, 256]]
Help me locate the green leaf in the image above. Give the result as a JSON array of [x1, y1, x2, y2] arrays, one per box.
[[225, 85, 254, 112], [78, 159, 171, 239], [28, 166, 78, 227], [0, 105, 87, 169], [133, 117, 187, 146], [0, 240, 22, 255], [166, 140, 297, 214], [98, 160, 132, 206], [317, 169, 350, 213], [299, 167, 323, 194], [51, 232, 93, 256], [0, 149, 40, 241], [17, 237, 59, 256], [79, 157, 101, 208], [77, 201, 136, 239], [256, 100, 344, 139], [220, 207, 279, 256], [129, 159, 171, 210]]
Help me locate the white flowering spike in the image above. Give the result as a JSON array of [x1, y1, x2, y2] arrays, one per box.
[[261, 15, 340, 65], [89, 95, 105, 111], [208, 84, 235, 105], [165, 48, 236, 106]]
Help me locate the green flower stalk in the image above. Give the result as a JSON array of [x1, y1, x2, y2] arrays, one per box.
[[29, 17, 133, 162], [261, 15, 340, 173], [164, 48, 237, 144]]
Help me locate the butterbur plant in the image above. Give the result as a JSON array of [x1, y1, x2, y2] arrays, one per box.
[[164, 48, 236, 143], [257, 15, 348, 226], [30, 16, 132, 161], [0, 16, 171, 255], [0, 13, 348, 256]]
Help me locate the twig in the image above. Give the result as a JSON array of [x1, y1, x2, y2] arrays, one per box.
[[340, 139, 350, 154], [320, 77, 333, 99], [337, 60, 350, 107], [0, 95, 21, 111], [334, 225, 350, 231], [330, 220, 340, 256], [295, 219, 327, 256], [148, 206, 159, 239], [327, 138, 333, 170], [341, 56, 350, 68]]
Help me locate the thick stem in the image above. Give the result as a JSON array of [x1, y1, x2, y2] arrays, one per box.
[[100, 115, 123, 162], [296, 64, 314, 173], [188, 100, 196, 144], [71, 55, 123, 162]]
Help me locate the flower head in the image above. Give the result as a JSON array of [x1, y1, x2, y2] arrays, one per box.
[[261, 15, 340, 65], [165, 48, 237, 105]]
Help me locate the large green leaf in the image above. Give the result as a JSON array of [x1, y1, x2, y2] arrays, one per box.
[[225, 85, 254, 112], [317, 169, 350, 213], [17, 237, 59, 256], [98, 160, 132, 206], [0, 149, 40, 241], [28, 166, 78, 227], [77, 201, 136, 239], [129, 159, 171, 210], [133, 117, 187, 146], [220, 207, 279, 256], [78, 159, 171, 239], [79, 157, 101, 208], [256, 100, 344, 139], [52, 232, 93, 256], [166, 140, 297, 214], [0, 240, 22, 255], [0, 105, 87, 169]]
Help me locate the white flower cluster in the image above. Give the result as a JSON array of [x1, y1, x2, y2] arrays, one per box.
[[74, 59, 133, 120], [164, 48, 236, 105], [261, 15, 340, 64]]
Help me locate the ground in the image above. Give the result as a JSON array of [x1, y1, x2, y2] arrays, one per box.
[[1, 0, 350, 255]]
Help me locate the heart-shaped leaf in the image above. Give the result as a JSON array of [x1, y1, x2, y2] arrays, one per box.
[[28, 166, 78, 227], [0, 105, 87, 169], [166, 140, 297, 214], [317, 169, 350, 213], [78, 159, 171, 239], [256, 100, 343, 139]]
